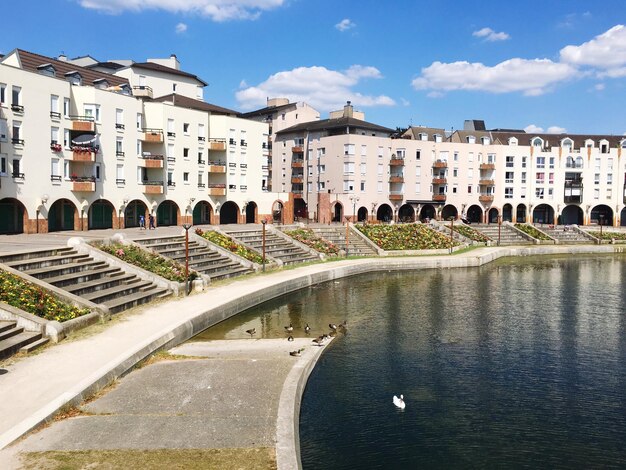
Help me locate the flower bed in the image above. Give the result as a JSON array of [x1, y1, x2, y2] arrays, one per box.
[[283, 228, 340, 255], [95, 242, 195, 282], [195, 229, 263, 264], [454, 225, 490, 242], [587, 231, 626, 241], [356, 223, 459, 250], [0, 269, 90, 322], [514, 224, 552, 240]]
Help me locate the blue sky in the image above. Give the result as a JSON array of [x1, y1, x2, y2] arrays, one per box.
[[3, 0, 626, 135]]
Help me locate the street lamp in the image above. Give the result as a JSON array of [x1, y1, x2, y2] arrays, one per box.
[[261, 219, 267, 272], [182, 223, 192, 295]]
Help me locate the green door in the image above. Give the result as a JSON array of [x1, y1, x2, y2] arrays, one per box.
[[89, 202, 113, 229]]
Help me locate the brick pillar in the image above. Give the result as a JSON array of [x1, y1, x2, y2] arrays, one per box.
[[318, 193, 331, 224]]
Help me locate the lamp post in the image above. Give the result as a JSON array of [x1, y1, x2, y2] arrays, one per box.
[[349, 195, 359, 222], [448, 216, 454, 254], [182, 223, 192, 295], [345, 216, 350, 257], [261, 219, 267, 272], [497, 214, 502, 246]]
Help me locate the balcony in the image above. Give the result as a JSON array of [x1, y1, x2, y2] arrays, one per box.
[[50, 111, 61, 120], [12, 172, 25, 181], [138, 128, 162, 143], [70, 146, 97, 162], [116, 151, 125, 157], [389, 192, 404, 201], [389, 175, 405, 183], [167, 181, 176, 188], [139, 154, 164, 168], [50, 175, 62, 182], [433, 194, 447, 202], [198, 159, 206, 165], [115, 123, 125, 130], [432, 177, 446, 185], [11, 138, 24, 146], [479, 195, 494, 203], [291, 176, 304, 184], [197, 183, 206, 189], [70, 116, 95, 132], [11, 104, 24, 113], [209, 139, 226, 151], [71, 176, 96, 192], [208, 183, 226, 196], [167, 131, 176, 138], [432, 160, 447, 169], [292, 146, 303, 153], [208, 162, 226, 173], [479, 163, 496, 170], [479, 179, 495, 186], [229, 138, 236, 146], [116, 178, 125, 185], [240, 140, 247, 147], [566, 182, 583, 203], [198, 136, 206, 142], [291, 159, 304, 168], [140, 181, 164, 194], [132, 85, 153, 99]]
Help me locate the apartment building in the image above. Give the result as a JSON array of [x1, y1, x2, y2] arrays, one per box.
[[0, 49, 287, 234], [275, 105, 626, 227]]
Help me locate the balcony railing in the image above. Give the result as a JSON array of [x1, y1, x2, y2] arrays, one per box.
[[197, 183, 206, 188], [70, 115, 95, 132], [115, 123, 125, 130], [390, 176, 405, 183], [240, 163, 247, 169], [50, 111, 61, 119], [140, 128, 163, 142], [167, 181, 176, 187], [132, 85, 153, 99], [478, 194, 494, 203], [198, 136, 206, 142], [229, 138, 236, 145], [479, 163, 496, 170], [389, 193, 404, 201], [12, 172, 25, 180], [50, 175, 62, 182], [433, 194, 447, 202], [167, 131, 176, 138], [292, 146, 303, 153], [116, 151, 125, 157], [240, 140, 247, 147], [116, 178, 126, 185], [240, 185, 247, 191], [292, 159, 304, 168], [208, 183, 226, 196], [432, 160, 448, 168], [167, 156, 176, 163], [209, 138, 227, 151], [11, 138, 24, 146], [11, 104, 24, 113], [198, 159, 206, 165], [50, 142, 63, 152], [479, 179, 495, 185], [431, 177, 446, 185], [139, 181, 164, 194]]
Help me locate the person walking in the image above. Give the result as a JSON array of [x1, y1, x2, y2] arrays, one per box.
[[148, 213, 155, 230], [139, 214, 145, 229]]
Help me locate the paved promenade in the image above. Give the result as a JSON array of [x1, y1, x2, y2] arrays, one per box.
[[0, 231, 622, 469]]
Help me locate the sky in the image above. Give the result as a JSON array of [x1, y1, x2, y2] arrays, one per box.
[[3, 0, 626, 135]]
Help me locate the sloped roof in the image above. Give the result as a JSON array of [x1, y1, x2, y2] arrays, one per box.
[[151, 93, 239, 116], [491, 130, 625, 148], [240, 102, 296, 118], [130, 62, 208, 86], [402, 126, 447, 141], [2, 49, 129, 88], [276, 116, 394, 135]]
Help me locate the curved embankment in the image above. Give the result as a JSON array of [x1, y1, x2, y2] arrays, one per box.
[[0, 245, 622, 463]]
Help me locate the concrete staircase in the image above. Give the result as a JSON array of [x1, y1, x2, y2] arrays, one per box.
[[134, 236, 253, 281], [221, 227, 319, 265], [470, 224, 534, 246], [0, 247, 171, 315], [0, 320, 48, 360], [308, 225, 379, 256], [537, 225, 593, 244]]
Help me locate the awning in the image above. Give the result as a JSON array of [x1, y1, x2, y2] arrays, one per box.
[[71, 134, 97, 145]]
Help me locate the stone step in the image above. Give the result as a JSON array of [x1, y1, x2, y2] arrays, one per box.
[[205, 266, 253, 281], [24, 259, 106, 279], [190, 257, 240, 271], [0, 330, 43, 360], [83, 279, 152, 304], [0, 246, 74, 264], [64, 272, 138, 296], [46, 265, 123, 288], [168, 251, 222, 264], [6, 252, 90, 271], [0, 325, 24, 342], [103, 286, 171, 314], [157, 246, 211, 258], [20, 336, 49, 354], [0, 321, 16, 334]]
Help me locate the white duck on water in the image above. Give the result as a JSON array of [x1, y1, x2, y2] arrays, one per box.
[[393, 394, 406, 409]]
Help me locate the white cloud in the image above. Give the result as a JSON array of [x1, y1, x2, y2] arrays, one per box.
[[335, 18, 355, 32], [175, 22, 187, 33], [560, 25, 626, 68], [77, 0, 285, 21], [594, 83, 605, 91], [236, 65, 396, 111], [472, 27, 510, 42], [524, 124, 544, 133], [547, 126, 567, 134], [412, 58, 576, 96], [598, 67, 626, 79]]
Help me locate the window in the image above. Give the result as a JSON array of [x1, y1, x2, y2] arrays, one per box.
[[377, 181, 383, 193], [183, 172, 189, 184], [549, 157, 555, 169], [506, 156, 514, 168], [198, 124, 205, 140], [183, 148, 189, 159], [505, 188, 513, 199], [361, 145, 367, 156], [116, 164, 124, 183], [167, 119, 175, 137], [453, 152, 459, 162], [50, 95, 59, 118], [521, 171, 527, 183], [608, 158, 614, 170], [0, 84, 5, 104], [594, 173, 600, 184], [307, 165, 313, 176], [360, 181, 366, 192], [467, 185, 472, 194], [532, 137, 543, 147], [482, 137, 490, 145], [467, 135, 476, 144], [317, 181, 325, 190], [377, 163, 383, 175], [343, 181, 354, 192], [536, 172, 545, 184], [396, 148, 406, 159], [51, 127, 59, 144], [63, 98, 70, 117], [522, 156, 527, 168], [505, 172, 514, 183], [12, 121, 21, 140], [536, 157, 545, 169], [318, 164, 325, 173], [64, 129, 70, 148], [608, 173, 613, 184], [594, 188, 599, 199], [198, 150, 204, 164], [416, 150, 421, 160], [452, 184, 458, 194], [595, 158, 601, 171], [51, 158, 61, 180], [468, 168, 473, 179], [317, 148, 326, 158], [416, 166, 421, 177], [136, 113, 142, 129], [183, 123, 190, 135], [116, 109, 124, 129], [378, 146, 384, 157], [415, 182, 421, 193], [435, 134, 442, 143], [66, 73, 82, 85], [83, 104, 100, 122], [548, 172, 554, 184], [12, 158, 21, 177], [535, 188, 544, 199], [11, 86, 21, 106], [0, 154, 7, 176], [137, 140, 142, 156], [548, 188, 553, 199], [116, 137, 123, 156], [453, 168, 458, 177], [360, 163, 367, 175], [0, 119, 6, 142], [344, 144, 355, 155], [419, 133, 428, 141], [343, 162, 355, 174], [468, 152, 474, 162]]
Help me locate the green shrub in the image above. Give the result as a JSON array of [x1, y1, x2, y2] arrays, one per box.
[[587, 231, 626, 240], [514, 224, 552, 240], [356, 223, 458, 250], [454, 224, 490, 242], [95, 242, 195, 282], [195, 229, 263, 264], [0, 270, 90, 322], [283, 228, 340, 255]]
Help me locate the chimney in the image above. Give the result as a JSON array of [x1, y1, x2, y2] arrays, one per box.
[[58, 54, 67, 62], [343, 101, 353, 118]]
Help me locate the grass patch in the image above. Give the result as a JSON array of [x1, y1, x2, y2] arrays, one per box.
[[20, 448, 276, 470]]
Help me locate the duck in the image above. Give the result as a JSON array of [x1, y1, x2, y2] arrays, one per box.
[[284, 323, 294, 333], [329, 323, 337, 331], [393, 394, 406, 410], [312, 336, 324, 346], [287, 335, 294, 342], [245, 328, 256, 337], [304, 324, 311, 334], [289, 348, 304, 357]]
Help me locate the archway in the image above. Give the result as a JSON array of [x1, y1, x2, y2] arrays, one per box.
[[441, 204, 458, 221], [516, 204, 527, 223], [532, 204, 554, 224], [48, 199, 77, 232], [591, 204, 614, 226], [488, 207, 499, 224], [221, 201, 240, 225], [419, 204, 436, 222], [293, 198, 307, 221], [377, 204, 393, 223], [562, 205, 583, 225], [502, 204, 513, 222], [398, 204, 415, 223], [0, 198, 27, 234], [332, 203, 343, 222], [466, 204, 483, 224], [272, 201, 283, 224], [621, 208, 626, 226], [245, 201, 257, 224], [192, 201, 212, 225], [88, 200, 114, 230], [357, 207, 368, 222], [124, 200, 148, 228], [156, 200, 179, 226]]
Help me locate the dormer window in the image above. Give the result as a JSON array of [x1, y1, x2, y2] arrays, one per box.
[[481, 136, 490, 145], [434, 134, 442, 143], [467, 135, 476, 144], [620, 140, 626, 149], [599, 139, 609, 154], [532, 137, 543, 147], [419, 133, 428, 141], [508, 137, 518, 146], [585, 139, 594, 148], [93, 79, 109, 90], [561, 138, 573, 150], [65, 71, 82, 86], [37, 63, 56, 77]]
